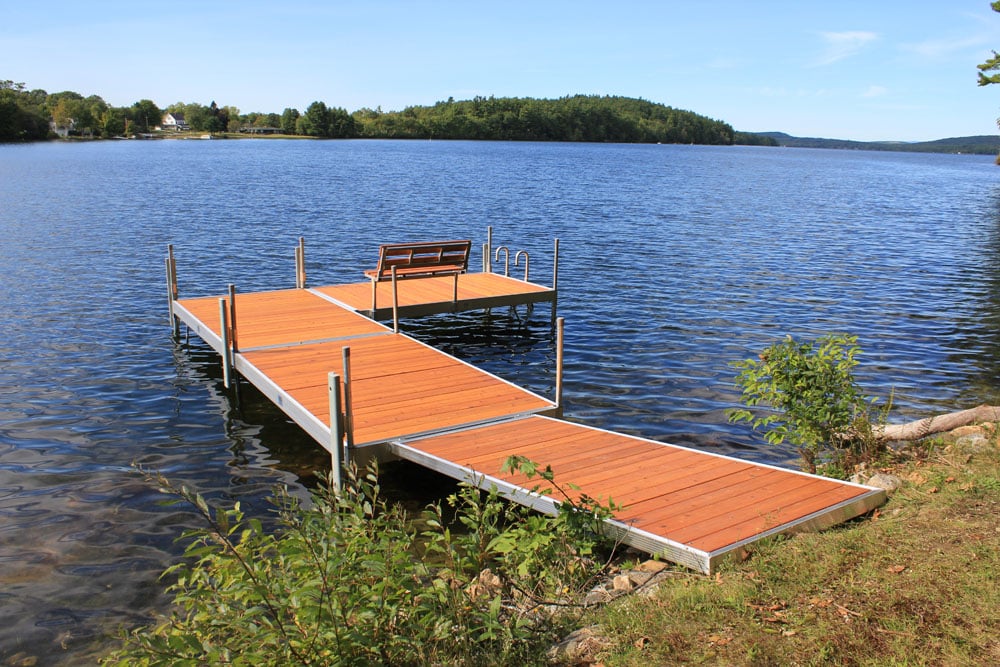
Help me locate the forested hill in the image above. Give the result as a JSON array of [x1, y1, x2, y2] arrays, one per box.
[[742, 131, 1000, 155], [353, 95, 735, 144]]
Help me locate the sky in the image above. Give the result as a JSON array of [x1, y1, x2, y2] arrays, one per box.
[[5, 1, 1000, 142]]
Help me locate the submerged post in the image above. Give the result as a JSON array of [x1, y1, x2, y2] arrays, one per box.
[[555, 316, 565, 416], [328, 372, 344, 490], [166, 245, 180, 338], [218, 298, 231, 388]]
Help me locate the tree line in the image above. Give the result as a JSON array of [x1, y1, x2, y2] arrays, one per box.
[[1, 80, 735, 145]]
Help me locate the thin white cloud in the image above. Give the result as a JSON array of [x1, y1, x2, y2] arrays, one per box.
[[813, 31, 878, 66], [901, 35, 989, 59], [862, 85, 888, 98]]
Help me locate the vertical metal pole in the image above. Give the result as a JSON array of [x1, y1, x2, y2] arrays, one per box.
[[166, 245, 180, 338], [391, 265, 400, 334], [486, 226, 493, 273], [551, 238, 560, 327], [342, 347, 355, 456], [294, 245, 302, 288], [219, 298, 231, 388], [552, 237, 560, 291], [328, 372, 344, 491], [296, 236, 306, 288], [482, 243, 488, 273], [227, 284, 239, 354], [555, 316, 565, 417]]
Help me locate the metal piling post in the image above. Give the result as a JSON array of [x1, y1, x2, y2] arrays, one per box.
[[328, 372, 344, 490]]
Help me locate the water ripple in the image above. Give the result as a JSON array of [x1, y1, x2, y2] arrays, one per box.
[[2, 141, 1000, 663]]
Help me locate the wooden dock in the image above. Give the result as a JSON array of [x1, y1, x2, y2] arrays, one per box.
[[166, 245, 885, 574]]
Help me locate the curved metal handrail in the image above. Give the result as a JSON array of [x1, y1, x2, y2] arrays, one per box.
[[494, 246, 510, 276], [514, 250, 529, 282]]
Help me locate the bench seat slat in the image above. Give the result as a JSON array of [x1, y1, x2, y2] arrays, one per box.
[[366, 239, 472, 283]]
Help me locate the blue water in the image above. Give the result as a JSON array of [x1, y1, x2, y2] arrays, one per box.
[[2, 139, 999, 663]]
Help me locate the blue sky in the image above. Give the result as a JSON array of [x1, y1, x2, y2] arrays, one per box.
[[5, 1, 1000, 141]]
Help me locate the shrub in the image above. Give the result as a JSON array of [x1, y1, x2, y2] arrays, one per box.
[[103, 460, 620, 666], [729, 333, 885, 475]]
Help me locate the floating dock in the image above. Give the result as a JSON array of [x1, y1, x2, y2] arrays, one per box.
[[165, 239, 885, 574]]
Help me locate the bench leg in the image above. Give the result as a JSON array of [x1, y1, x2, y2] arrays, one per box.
[[370, 278, 377, 314]]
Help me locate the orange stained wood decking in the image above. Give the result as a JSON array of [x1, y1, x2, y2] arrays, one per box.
[[172, 283, 557, 450], [173, 288, 387, 349], [171, 278, 886, 574], [314, 272, 555, 318], [395, 416, 886, 573], [241, 335, 554, 446]]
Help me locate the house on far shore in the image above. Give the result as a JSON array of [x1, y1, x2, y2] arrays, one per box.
[[49, 118, 76, 137], [161, 113, 190, 131]]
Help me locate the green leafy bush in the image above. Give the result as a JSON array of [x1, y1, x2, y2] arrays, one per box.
[[729, 333, 885, 475], [103, 461, 620, 666]]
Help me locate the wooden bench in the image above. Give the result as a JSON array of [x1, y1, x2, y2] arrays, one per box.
[[364, 240, 472, 313]]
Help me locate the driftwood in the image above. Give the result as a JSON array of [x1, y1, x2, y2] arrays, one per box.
[[875, 404, 1000, 442]]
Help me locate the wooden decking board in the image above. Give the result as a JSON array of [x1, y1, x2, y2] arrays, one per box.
[[396, 416, 885, 572], [172, 274, 886, 575], [624, 469, 802, 530], [445, 429, 635, 473], [635, 475, 854, 541], [313, 272, 555, 318], [178, 289, 386, 349], [677, 485, 872, 552]]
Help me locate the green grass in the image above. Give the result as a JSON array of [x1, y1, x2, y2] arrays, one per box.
[[587, 438, 1000, 666]]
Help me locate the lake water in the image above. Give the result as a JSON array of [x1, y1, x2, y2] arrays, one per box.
[[2, 139, 1000, 663]]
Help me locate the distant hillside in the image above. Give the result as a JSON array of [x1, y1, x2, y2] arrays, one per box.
[[739, 131, 1000, 155], [355, 95, 736, 145]]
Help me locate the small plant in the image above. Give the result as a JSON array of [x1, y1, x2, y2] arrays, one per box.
[[729, 333, 885, 474], [103, 460, 621, 665]]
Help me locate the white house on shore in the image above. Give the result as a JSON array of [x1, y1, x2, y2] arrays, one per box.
[[160, 113, 190, 131]]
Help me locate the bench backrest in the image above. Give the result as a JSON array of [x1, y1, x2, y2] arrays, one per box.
[[368, 240, 472, 280]]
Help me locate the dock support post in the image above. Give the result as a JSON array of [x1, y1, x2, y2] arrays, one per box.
[[219, 298, 231, 388], [227, 284, 239, 355], [551, 238, 560, 327], [555, 316, 565, 416], [295, 237, 306, 288], [328, 372, 344, 491], [486, 225, 493, 273], [391, 266, 400, 333], [166, 245, 180, 338], [342, 347, 355, 457], [552, 238, 560, 291]]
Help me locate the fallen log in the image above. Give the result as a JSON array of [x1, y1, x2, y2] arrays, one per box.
[[875, 404, 1000, 441]]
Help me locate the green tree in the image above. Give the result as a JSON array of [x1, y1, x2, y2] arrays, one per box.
[[300, 100, 331, 136], [130, 99, 161, 133], [978, 2, 1000, 86], [99, 107, 127, 137], [0, 80, 49, 141], [729, 333, 885, 475], [280, 107, 299, 134]]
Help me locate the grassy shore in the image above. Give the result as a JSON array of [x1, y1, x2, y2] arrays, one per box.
[[576, 428, 1000, 666]]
